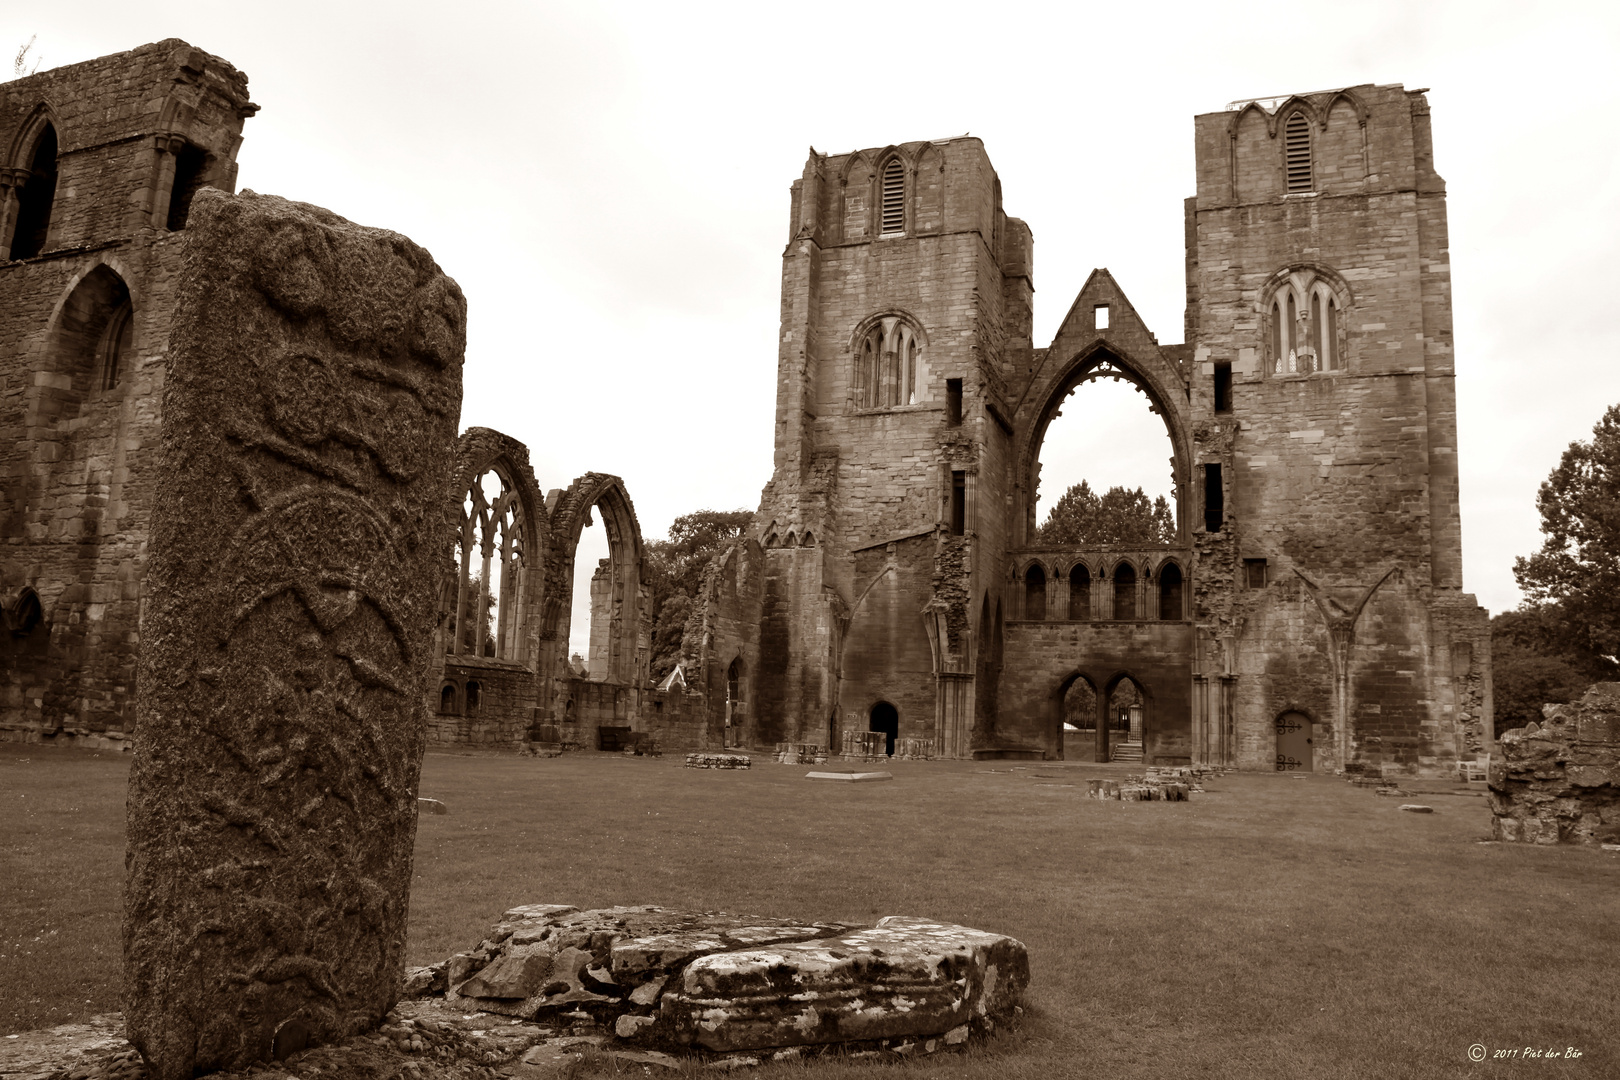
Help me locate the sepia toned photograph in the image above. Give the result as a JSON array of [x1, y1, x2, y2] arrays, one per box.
[[2, 2, 1618, 1078]]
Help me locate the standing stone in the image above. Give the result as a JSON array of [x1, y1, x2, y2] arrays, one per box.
[[123, 190, 465, 1079]]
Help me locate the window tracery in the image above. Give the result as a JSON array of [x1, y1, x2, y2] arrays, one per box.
[[449, 466, 527, 661], [1265, 270, 1346, 375], [855, 316, 922, 408]]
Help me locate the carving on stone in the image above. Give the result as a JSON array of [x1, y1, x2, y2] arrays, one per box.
[[124, 189, 464, 1080]]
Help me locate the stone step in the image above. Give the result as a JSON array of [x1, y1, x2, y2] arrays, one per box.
[[1110, 742, 1144, 763]]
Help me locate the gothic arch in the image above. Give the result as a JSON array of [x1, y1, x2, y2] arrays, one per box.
[[1320, 89, 1370, 128], [1272, 96, 1321, 135], [545, 471, 647, 687], [1259, 264, 1355, 376], [1225, 100, 1274, 139], [442, 427, 549, 666], [849, 309, 929, 409], [7, 102, 60, 168], [1017, 341, 1191, 546], [6, 103, 61, 259]]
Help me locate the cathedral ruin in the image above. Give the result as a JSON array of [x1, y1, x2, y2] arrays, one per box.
[[0, 41, 1492, 777]]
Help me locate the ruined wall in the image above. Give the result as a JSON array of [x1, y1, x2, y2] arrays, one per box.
[[0, 41, 253, 744], [1490, 684, 1620, 845]]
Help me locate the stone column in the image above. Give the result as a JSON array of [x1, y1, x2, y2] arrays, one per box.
[[124, 190, 465, 1079]]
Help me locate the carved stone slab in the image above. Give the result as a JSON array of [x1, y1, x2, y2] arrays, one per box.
[[124, 189, 465, 1079]]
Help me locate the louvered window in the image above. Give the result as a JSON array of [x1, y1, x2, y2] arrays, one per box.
[[1284, 112, 1312, 192], [880, 159, 905, 234]]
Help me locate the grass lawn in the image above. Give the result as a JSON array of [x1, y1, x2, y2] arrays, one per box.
[[4, 743, 1618, 1079]]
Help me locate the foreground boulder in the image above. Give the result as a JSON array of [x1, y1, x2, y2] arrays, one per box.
[[421, 904, 1029, 1057]]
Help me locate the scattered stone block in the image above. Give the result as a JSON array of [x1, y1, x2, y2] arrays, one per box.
[[417, 797, 449, 814], [1398, 804, 1435, 813], [123, 190, 465, 1079], [805, 771, 893, 782], [839, 731, 886, 761]]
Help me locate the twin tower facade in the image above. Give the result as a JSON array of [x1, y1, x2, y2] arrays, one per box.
[[690, 83, 1492, 774]]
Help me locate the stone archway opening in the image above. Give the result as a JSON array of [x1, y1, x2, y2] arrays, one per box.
[[450, 465, 527, 662], [1106, 676, 1145, 763], [568, 504, 612, 677], [1031, 361, 1179, 546], [1061, 674, 1099, 762], [869, 701, 899, 757]]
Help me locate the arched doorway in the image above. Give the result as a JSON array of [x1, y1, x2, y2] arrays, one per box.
[[869, 701, 898, 757], [1275, 711, 1312, 771], [1060, 675, 1098, 762], [1106, 676, 1145, 762], [726, 657, 745, 748]]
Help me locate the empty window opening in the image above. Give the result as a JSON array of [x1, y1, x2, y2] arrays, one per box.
[[1068, 564, 1091, 621], [439, 684, 458, 714], [800, 531, 815, 548], [1112, 563, 1137, 620], [1213, 362, 1232, 413], [855, 318, 922, 409], [44, 266, 133, 423], [1158, 562, 1184, 620], [880, 159, 904, 235], [465, 680, 481, 715], [10, 122, 58, 260], [763, 532, 779, 548], [1313, 286, 1340, 370], [1203, 463, 1224, 532], [1284, 112, 1313, 193], [950, 471, 966, 536], [1064, 677, 1098, 733], [868, 701, 899, 756], [8, 588, 43, 637], [1094, 304, 1110, 330], [1024, 563, 1047, 621], [452, 467, 527, 662], [1034, 367, 1178, 544], [1244, 558, 1267, 589], [166, 143, 209, 231], [946, 378, 963, 425], [1271, 280, 1343, 374], [568, 500, 618, 675]]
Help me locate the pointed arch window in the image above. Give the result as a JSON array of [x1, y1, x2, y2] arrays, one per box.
[[9, 121, 58, 260], [855, 316, 922, 408], [880, 158, 905, 235], [1284, 112, 1312, 193], [1268, 273, 1345, 375], [450, 466, 528, 661]]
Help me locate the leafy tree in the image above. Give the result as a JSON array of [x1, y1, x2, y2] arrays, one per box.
[[644, 509, 753, 681], [1514, 405, 1620, 658], [1491, 603, 1617, 732], [1037, 481, 1174, 545]]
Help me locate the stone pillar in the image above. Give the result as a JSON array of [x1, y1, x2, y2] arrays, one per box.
[[124, 190, 465, 1079]]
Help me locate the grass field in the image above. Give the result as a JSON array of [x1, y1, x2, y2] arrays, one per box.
[[3, 742, 1618, 1079]]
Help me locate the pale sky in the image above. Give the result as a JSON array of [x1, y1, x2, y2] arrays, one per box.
[[13, 1, 1620, 653]]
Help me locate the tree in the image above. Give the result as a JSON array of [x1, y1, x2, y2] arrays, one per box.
[[1491, 603, 1617, 732], [1037, 481, 1174, 545], [1514, 404, 1620, 658], [644, 509, 753, 682]]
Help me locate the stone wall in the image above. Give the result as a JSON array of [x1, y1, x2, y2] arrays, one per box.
[[1489, 684, 1620, 845]]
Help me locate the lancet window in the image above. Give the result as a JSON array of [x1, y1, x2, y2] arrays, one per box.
[[1267, 274, 1344, 375], [855, 316, 922, 408], [449, 466, 527, 661], [880, 158, 905, 235]]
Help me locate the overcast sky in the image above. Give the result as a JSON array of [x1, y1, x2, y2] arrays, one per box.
[[13, 1, 1620, 652]]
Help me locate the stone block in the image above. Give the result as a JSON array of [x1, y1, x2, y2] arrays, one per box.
[[657, 917, 1028, 1052], [122, 189, 465, 1079]]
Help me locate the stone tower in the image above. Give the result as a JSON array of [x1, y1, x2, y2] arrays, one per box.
[[692, 85, 1491, 776]]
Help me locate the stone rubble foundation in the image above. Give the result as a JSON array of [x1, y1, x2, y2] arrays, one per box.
[[1490, 683, 1620, 845], [683, 753, 751, 770]]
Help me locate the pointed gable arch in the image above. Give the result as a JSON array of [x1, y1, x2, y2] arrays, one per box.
[[839, 151, 873, 241]]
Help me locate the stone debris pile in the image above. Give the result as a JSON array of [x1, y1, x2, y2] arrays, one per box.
[[1087, 767, 1209, 801], [408, 903, 1028, 1063], [839, 731, 886, 760], [1490, 683, 1620, 845], [684, 753, 750, 770]]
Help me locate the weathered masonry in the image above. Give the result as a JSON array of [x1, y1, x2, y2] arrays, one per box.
[[690, 85, 1492, 775], [0, 49, 1493, 776]]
